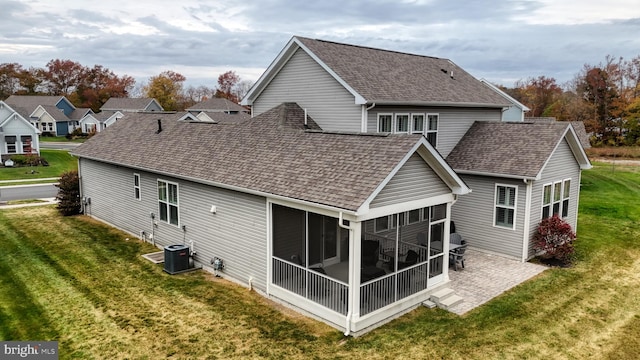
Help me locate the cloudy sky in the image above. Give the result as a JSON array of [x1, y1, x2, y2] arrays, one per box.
[[1, 0, 639, 89]]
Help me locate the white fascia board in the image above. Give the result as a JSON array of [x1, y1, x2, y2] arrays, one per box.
[[357, 137, 470, 215], [480, 79, 530, 112], [293, 38, 367, 105], [454, 169, 539, 181], [56, 96, 76, 110], [415, 137, 471, 195], [241, 37, 300, 106], [536, 125, 592, 178], [370, 100, 509, 108]]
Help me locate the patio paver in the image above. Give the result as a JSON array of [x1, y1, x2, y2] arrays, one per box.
[[447, 249, 547, 315]]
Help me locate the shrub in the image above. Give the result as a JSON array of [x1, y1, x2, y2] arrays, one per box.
[[56, 170, 81, 216], [8, 155, 45, 167], [533, 215, 576, 264]]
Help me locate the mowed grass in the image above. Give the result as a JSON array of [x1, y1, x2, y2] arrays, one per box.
[[0, 150, 78, 181], [0, 163, 639, 359]]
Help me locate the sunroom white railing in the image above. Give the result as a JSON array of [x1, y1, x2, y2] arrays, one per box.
[[272, 257, 348, 315]]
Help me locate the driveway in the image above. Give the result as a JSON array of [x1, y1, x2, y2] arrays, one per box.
[[40, 142, 82, 151]]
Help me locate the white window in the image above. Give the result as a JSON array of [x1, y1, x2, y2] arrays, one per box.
[[21, 136, 32, 153], [5, 136, 17, 154], [378, 114, 393, 132], [134, 173, 141, 200], [426, 114, 438, 147], [395, 113, 409, 133], [495, 184, 517, 229], [412, 114, 425, 134], [158, 180, 179, 226], [542, 179, 571, 219]]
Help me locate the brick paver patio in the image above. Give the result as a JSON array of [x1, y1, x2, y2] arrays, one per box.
[[447, 249, 547, 315]]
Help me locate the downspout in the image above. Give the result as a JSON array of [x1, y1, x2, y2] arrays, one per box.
[[361, 103, 376, 132], [339, 211, 356, 336], [521, 179, 533, 262]]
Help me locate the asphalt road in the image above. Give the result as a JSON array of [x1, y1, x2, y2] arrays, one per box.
[[0, 184, 58, 202]]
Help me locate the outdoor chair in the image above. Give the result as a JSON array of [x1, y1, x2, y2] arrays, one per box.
[[450, 232, 464, 245], [397, 250, 419, 270], [450, 244, 467, 271]]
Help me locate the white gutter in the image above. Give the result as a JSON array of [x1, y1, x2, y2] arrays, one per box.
[[71, 155, 359, 217], [361, 103, 375, 132]]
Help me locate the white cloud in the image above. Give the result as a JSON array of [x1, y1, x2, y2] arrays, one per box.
[[515, 0, 640, 25]]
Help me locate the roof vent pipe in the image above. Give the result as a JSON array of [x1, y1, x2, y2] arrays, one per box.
[[156, 119, 162, 134]]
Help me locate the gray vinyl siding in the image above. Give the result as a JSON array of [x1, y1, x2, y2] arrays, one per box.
[[252, 48, 362, 132], [370, 153, 451, 208], [79, 158, 268, 291], [527, 138, 581, 257], [451, 175, 525, 259], [366, 106, 502, 157]]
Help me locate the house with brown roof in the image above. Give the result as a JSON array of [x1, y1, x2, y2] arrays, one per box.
[[74, 36, 591, 335], [242, 36, 590, 260], [100, 98, 163, 113], [73, 103, 470, 335]]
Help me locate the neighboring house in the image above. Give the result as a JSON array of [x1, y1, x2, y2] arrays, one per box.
[[79, 110, 125, 133], [187, 98, 249, 114], [480, 79, 530, 122], [0, 101, 40, 161], [74, 36, 592, 335], [4, 95, 80, 136], [184, 98, 250, 123], [100, 98, 164, 113]]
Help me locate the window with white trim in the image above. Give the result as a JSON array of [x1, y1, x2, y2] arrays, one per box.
[[542, 179, 571, 219], [5, 136, 17, 154], [158, 180, 179, 226], [134, 173, 141, 200], [495, 184, 517, 229], [426, 114, 438, 147], [395, 113, 409, 133], [378, 114, 392, 132], [412, 114, 425, 134], [21, 136, 32, 153]]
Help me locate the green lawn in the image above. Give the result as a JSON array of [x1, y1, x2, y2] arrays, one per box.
[[0, 163, 639, 359], [0, 150, 77, 182]]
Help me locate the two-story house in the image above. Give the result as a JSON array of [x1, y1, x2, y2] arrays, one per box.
[[73, 36, 590, 335]]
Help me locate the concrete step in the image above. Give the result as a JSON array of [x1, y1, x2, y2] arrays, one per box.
[[422, 300, 437, 308], [438, 294, 464, 309], [430, 288, 455, 303]]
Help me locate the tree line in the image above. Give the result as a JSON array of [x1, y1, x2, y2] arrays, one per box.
[[3, 55, 640, 146], [501, 54, 640, 146], [0, 60, 251, 112]]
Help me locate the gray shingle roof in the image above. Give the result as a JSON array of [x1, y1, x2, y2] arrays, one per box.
[[73, 103, 424, 211], [295, 37, 510, 106], [185, 111, 251, 123], [40, 105, 70, 121], [100, 98, 161, 111], [187, 98, 248, 112], [446, 121, 573, 179], [4, 95, 69, 117]]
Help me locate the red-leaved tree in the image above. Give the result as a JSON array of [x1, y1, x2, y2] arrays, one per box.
[[533, 215, 576, 263]]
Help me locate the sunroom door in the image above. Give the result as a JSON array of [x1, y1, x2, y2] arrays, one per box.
[[308, 214, 339, 267]]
